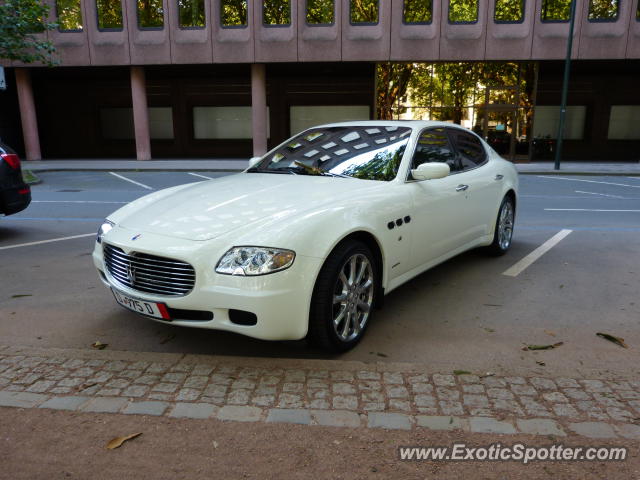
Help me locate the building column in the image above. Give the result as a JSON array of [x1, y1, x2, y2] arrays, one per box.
[[15, 68, 42, 161], [251, 64, 268, 157], [130, 66, 151, 161]]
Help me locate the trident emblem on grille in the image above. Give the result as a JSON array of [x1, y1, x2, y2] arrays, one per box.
[[127, 263, 137, 283]]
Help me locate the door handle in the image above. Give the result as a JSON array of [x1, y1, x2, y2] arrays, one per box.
[[456, 184, 469, 192], [494, 174, 504, 181]]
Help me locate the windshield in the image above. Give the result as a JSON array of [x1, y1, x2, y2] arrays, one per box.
[[248, 126, 412, 181]]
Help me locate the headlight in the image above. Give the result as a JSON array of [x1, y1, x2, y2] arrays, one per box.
[[216, 246, 295, 276], [96, 220, 114, 244]]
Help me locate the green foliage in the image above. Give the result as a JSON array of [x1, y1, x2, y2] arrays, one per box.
[[449, 0, 478, 23], [56, 0, 82, 31], [0, 0, 57, 65], [351, 0, 379, 23], [494, 0, 524, 22], [588, 0, 618, 20], [377, 62, 536, 126], [307, 0, 334, 24], [97, 0, 123, 29], [264, 0, 291, 25], [541, 0, 571, 21], [178, 0, 205, 27], [221, 0, 247, 26], [403, 0, 432, 23], [137, 0, 164, 28]]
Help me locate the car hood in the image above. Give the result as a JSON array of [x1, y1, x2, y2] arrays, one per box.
[[118, 173, 383, 241]]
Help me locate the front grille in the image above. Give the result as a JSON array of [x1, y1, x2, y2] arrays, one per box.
[[103, 243, 196, 297]]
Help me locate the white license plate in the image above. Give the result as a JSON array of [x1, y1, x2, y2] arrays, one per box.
[[111, 288, 170, 320]]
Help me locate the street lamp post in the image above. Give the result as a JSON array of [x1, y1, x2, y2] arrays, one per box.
[[554, 0, 578, 170]]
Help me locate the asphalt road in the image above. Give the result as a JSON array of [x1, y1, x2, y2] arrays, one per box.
[[1, 171, 639, 379]]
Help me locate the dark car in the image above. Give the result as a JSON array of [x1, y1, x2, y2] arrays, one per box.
[[0, 142, 31, 216]]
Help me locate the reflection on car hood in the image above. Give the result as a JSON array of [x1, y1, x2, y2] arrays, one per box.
[[118, 173, 381, 241]]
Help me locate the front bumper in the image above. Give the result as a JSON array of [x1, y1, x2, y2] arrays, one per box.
[[93, 226, 323, 341]]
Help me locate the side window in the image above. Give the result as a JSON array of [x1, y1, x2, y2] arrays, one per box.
[[411, 128, 460, 173], [449, 130, 486, 170]]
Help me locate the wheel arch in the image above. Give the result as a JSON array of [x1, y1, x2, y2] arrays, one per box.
[[320, 229, 387, 308]]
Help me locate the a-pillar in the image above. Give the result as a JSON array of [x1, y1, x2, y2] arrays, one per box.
[[15, 68, 41, 161], [130, 66, 151, 161], [251, 64, 268, 157]]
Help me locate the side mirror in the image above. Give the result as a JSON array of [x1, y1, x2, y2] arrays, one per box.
[[248, 156, 262, 168], [411, 163, 450, 181]]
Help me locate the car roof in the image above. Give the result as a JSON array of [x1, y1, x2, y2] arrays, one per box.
[[308, 120, 469, 131]]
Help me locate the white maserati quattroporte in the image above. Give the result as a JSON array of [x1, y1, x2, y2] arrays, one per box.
[[94, 121, 518, 351]]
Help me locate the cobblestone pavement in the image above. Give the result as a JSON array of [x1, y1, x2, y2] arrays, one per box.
[[1, 345, 639, 440]]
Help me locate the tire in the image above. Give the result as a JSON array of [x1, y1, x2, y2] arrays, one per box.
[[487, 195, 515, 256], [308, 240, 378, 352]]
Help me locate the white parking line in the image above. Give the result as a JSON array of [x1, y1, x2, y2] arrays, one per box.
[[502, 229, 572, 277], [109, 172, 153, 190], [188, 172, 213, 180], [537, 176, 640, 189], [575, 190, 626, 199], [545, 208, 640, 212], [32, 200, 128, 204], [0, 233, 95, 250]]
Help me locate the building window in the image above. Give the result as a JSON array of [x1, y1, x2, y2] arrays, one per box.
[[350, 0, 379, 24], [290, 106, 370, 135], [100, 107, 174, 140], [495, 0, 525, 23], [449, 0, 479, 23], [541, 0, 571, 21], [96, 0, 123, 30], [56, 0, 83, 31], [403, 0, 432, 24], [194, 107, 270, 139], [221, 0, 247, 27], [588, 0, 619, 21], [137, 0, 164, 29], [264, 0, 291, 25], [608, 106, 640, 139], [307, 0, 334, 25], [533, 105, 586, 140], [178, 0, 205, 28]]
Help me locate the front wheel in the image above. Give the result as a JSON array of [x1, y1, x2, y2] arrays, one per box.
[[308, 240, 378, 352], [487, 195, 515, 256]]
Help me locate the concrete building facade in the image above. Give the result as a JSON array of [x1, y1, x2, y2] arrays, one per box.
[[1, 0, 639, 161]]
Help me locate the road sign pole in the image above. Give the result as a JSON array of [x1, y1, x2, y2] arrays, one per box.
[[554, 0, 578, 171]]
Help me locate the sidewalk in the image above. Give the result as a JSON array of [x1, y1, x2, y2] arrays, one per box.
[[20, 159, 640, 175], [2, 344, 639, 440]]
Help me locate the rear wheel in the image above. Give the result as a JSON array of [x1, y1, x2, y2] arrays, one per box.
[[308, 240, 377, 352], [487, 195, 515, 256]]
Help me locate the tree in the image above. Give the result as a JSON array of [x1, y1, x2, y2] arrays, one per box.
[[0, 0, 57, 65], [376, 63, 414, 120]]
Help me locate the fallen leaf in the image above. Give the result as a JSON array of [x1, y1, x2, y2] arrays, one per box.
[[453, 370, 471, 375], [484, 327, 495, 333], [536, 361, 546, 366], [375, 352, 388, 358], [522, 342, 564, 351], [91, 341, 108, 350], [481, 372, 495, 378], [596, 332, 628, 349], [78, 382, 98, 391], [213, 441, 219, 449], [544, 330, 556, 337], [11, 294, 32, 298], [159, 333, 176, 345], [106, 432, 142, 450]]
